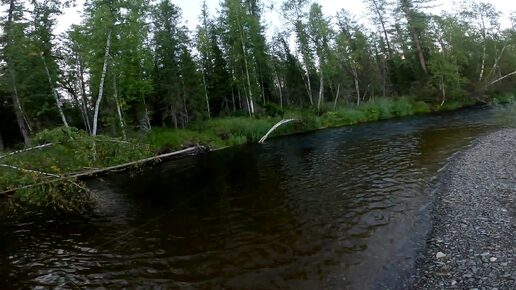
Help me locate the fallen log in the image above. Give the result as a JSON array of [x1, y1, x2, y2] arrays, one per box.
[[0, 146, 205, 196], [67, 146, 203, 179]]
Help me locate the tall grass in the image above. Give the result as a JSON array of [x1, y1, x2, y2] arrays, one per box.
[[147, 97, 442, 151]]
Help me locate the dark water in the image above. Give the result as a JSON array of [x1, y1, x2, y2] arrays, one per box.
[[0, 108, 503, 289]]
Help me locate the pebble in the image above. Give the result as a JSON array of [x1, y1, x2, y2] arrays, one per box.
[[436, 252, 446, 259], [413, 129, 516, 289]]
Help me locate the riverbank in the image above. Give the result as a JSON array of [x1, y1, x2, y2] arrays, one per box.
[[146, 97, 472, 151], [413, 129, 516, 289]]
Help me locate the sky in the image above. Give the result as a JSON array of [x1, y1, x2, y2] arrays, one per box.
[[57, 0, 516, 34]]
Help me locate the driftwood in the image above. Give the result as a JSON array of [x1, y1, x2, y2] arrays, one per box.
[[259, 119, 297, 144], [0, 143, 53, 160], [0, 146, 205, 196]]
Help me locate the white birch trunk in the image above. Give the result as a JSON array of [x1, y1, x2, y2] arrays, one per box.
[[92, 30, 112, 136], [333, 83, 341, 108], [317, 64, 324, 112], [353, 68, 361, 106], [202, 73, 211, 118], [41, 53, 69, 128]]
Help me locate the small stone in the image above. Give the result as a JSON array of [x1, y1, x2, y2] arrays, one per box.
[[451, 280, 457, 286], [436, 252, 447, 259], [489, 257, 497, 262]]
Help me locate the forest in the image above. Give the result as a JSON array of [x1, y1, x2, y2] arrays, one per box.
[[1, 0, 516, 150]]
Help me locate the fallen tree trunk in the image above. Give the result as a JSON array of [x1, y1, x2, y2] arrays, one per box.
[[0, 146, 206, 196], [259, 119, 297, 144]]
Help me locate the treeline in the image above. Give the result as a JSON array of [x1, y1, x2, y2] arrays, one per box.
[[1, 0, 516, 149]]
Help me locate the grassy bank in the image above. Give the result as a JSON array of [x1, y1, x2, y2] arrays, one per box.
[[146, 97, 476, 151]]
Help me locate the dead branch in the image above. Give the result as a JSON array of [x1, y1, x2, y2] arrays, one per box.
[[0, 143, 53, 160], [0, 163, 60, 177], [259, 119, 297, 144]]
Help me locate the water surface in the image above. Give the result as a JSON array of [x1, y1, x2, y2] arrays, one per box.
[[0, 108, 502, 289]]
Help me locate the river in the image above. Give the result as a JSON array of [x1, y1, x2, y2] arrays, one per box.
[[0, 107, 504, 289]]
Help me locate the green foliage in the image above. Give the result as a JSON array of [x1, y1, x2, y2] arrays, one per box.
[[15, 179, 93, 213], [0, 127, 153, 212]]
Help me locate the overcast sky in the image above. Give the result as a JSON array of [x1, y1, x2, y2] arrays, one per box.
[[58, 0, 515, 34]]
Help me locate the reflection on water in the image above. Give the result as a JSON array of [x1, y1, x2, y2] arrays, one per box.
[[0, 108, 501, 289]]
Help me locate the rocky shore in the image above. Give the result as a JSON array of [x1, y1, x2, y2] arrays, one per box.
[[414, 129, 515, 289]]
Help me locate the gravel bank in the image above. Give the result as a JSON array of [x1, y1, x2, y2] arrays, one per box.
[[414, 129, 516, 289]]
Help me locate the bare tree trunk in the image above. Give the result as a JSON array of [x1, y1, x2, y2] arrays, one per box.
[[353, 66, 361, 106], [181, 79, 189, 126], [238, 16, 254, 116], [306, 67, 314, 105], [112, 76, 126, 140], [231, 86, 237, 112], [411, 27, 427, 75], [276, 74, 283, 109], [6, 0, 30, 146], [77, 55, 91, 133], [172, 110, 178, 129], [317, 65, 324, 112], [371, 0, 393, 58], [9, 77, 31, 146], [402, 6, 428, 75], [479, 16, 487, 82], [141, 96, 152, 132], [333, 83, 341, 109], [67, 84, 89, 131], [202, 73, 211, 118], [479, 44, 486, 82], [382, 57, 387, 98], [486, 45, 506, 82], [41, 53, 69, 128], [440, 76, 446, 106], [92, 30, 112, 136]]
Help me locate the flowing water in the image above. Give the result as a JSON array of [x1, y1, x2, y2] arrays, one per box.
[[0, 107, 505, 289]]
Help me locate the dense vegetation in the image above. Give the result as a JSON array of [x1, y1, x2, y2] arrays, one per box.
[[1, 0, 516, 151]]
